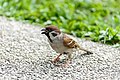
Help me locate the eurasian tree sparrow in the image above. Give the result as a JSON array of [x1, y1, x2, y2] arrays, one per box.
[[41, 25, 93, 67]]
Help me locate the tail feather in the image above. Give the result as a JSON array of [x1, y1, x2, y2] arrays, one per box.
[[77, 46, 93, 54]]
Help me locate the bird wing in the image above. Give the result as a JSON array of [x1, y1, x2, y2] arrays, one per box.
[[63, 34, 80, 48], [63, 34, 93, 54]]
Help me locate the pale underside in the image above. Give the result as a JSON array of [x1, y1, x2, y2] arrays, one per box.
[[49, 33, 79, 54]]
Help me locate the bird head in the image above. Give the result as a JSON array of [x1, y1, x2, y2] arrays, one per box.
[[41, 25, 61, 42]]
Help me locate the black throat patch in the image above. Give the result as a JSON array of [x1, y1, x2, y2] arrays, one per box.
[[45, 33, 53, 43]]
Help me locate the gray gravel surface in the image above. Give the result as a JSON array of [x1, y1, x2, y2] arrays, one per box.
[[0, 17, 120, 80]]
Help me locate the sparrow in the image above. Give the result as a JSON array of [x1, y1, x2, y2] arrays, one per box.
[[41, 25, 93, 67]]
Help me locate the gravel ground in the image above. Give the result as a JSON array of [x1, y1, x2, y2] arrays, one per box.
[[0, 17, 120, 80]]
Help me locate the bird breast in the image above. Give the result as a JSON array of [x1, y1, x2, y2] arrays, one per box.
[[49, 35, 68, 53]]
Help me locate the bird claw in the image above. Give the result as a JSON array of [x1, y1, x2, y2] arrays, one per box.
[[52, 57, 60, 63], [60, 64, 68, 68], [60, 60, 71, 68], [52, 54, 62, 63]]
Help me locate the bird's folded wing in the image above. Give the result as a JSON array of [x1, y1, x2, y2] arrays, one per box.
[[63, 34, 80, 48]]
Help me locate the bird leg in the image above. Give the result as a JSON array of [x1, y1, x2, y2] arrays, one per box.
[[61, 53, 72, 67], [52, 53, 62, 63]]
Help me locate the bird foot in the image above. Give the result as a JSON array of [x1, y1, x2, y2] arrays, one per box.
[[51, 57, 60, 63], [60, 60, 71, 68]]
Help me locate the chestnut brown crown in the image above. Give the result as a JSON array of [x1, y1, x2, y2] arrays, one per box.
[[41, 25, 61, 34]]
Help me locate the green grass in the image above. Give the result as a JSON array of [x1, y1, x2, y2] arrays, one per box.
[[0, 0, 120, 47]]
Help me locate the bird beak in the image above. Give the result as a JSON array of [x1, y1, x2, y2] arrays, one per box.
[[41, 28, 46, 34]]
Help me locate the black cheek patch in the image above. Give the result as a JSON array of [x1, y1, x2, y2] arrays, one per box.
[[45, 33, 53, 43], [51, 33, 57, 37]]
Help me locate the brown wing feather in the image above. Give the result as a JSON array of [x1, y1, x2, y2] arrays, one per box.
[[63, 35, 80, 48], [63, 34, 93, 54]]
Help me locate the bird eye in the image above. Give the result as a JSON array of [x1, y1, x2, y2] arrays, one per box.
[[51, 33, 57, 36]]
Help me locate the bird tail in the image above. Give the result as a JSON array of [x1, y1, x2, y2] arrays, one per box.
[[77, 46, 93, 54]]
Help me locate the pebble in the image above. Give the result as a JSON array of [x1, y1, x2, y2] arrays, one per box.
[[0, 17, 120, 80]]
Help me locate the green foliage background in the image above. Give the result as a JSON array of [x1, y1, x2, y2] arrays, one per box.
[[0, 0, 120, 47]]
